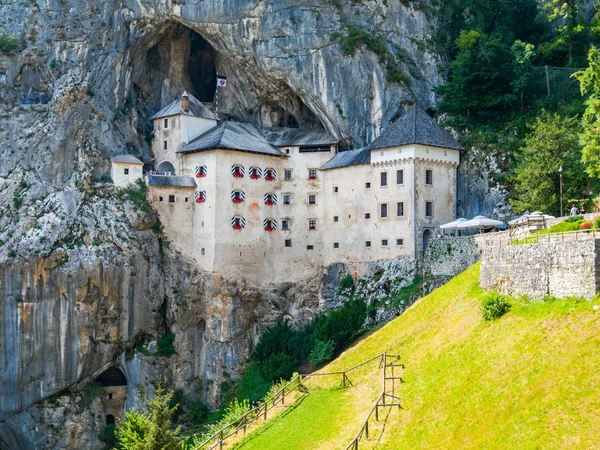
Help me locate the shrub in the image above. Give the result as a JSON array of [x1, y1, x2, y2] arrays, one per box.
[[98, 424, 116, 447], [580, 221, 593, 230], [594, 216, 600, 230], [565, 215, 583, 223], [258, 352, 298, 383], [189, 399, 209, 424], [156, 332, 176, 357], [309, 340, 335, 366], [0, 33, 19, 53], [339, 274, 354, 292], [119, 178, 150, 212], [312, 298, 366, 349], [252, 321, 296, 363], [480, 292, 511, 321]]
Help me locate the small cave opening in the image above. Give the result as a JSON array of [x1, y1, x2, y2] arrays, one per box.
[[95, 367, 127, 387], [106, 414, 115, 425]]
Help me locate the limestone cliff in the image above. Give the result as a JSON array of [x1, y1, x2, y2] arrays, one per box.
[[0, 0, 447, 448]]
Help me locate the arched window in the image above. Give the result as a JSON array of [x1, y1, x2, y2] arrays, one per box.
[[157, 161, 176, 176], [231, 190, 246, 203], [195, 165, 207, 178], [231, 164, 245, 178], [264, 193, 277, 205], [264, 168, 276, 181], [249, 167, 262, 180], [195, 190, 207, 203], [232, 216, 246, 230], [106, 415, 115, 425], [264, 219, 277, 231]]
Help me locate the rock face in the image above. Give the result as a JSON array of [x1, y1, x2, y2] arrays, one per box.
[[0, 1, 449, 448]]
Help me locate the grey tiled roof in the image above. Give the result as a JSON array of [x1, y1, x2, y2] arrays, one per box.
[[178, 121, 286, 157], [150, 92, 218, 121], [366, 105, 463, 151], [147, 175, 197, 187], [264, 127, 339, 147], [320, 148, 371, 170], [111, 155, 144, 164]]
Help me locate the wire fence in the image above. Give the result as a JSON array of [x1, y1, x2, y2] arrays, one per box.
[[528, 65, 585, 102]]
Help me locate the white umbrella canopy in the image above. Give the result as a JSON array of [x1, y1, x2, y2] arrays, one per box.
[[509, 211, 555, 226], [440, 218, 469, 229], [457, 215, 505, 230]]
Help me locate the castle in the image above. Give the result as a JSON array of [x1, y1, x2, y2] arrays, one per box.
[[111, 92, 462, 283]]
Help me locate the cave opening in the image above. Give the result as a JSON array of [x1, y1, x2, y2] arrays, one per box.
[[188, 32, 217, 102], [95, 367, 127, 387]]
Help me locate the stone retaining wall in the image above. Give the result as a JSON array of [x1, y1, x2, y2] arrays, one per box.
[[423, 237, 481, 277], [480, 239, 600, 299]]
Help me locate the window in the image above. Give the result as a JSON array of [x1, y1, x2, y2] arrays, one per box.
[[334, 216, 339, 222], [333, 186, 339, 193], [426, 201, 433, 217], [380, 203, 388, 219], [334, 242, 339, 249], [308, 219, 317, 230], [300, 145, 331, 153], [426, 169, 433, 185], [365, 241, 372, 248], [365, 182, 371, 189], [308, 169, 317, 180], [264, 193, 277, 205], [264, 219, 276, 231], [307, 245, 314, 250], [365, 212, 371, 220], [396, 238, 404, 246], [285, 148, 290, 154], [159, 196, 164, 202], [264, 168, 276, 181], [163, 118, 169, 129], [308, 194, 316, 205], [285, 239, 292, 247], [396, 169, 404, 185], [381, 239, 388, 246], [109, 393, 113, 400], [201, 248, 205, 256], [124, 168, 129, 175], [163, 140, 168, 150], [232, 165, 244, 178], [249, 167, 261, 180], [380, 171, 387, 187], [281, 219, 291, 231], [196, 190, 207, 203], [397, 202, 404, 217], [169, 195, 175, 203], [283, 194, 292, 205], [184, 197, 189, 202], [196, 165, 207, 178], [232, 190, 245, 203], [285, 170, 292, 180], [232, 216, 246, 230]]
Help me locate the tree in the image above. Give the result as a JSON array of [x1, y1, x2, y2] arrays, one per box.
[[575, 46, 600, 177], [540, 0, 587, 66], [509, 111, 589, 215], [113, 387, 183, 450], [511, 40, 536, 111]]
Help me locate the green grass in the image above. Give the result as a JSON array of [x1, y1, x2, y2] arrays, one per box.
[[234, 389, 354, 450], [232, 262, 600, 449]]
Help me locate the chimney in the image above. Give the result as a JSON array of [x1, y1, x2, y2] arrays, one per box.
[[181, 91, 189, 111]]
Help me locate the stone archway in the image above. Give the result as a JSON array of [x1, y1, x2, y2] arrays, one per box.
[[95, 367, 127, 423], [106, 414, 115, 425], [157, 160, 176, 175]]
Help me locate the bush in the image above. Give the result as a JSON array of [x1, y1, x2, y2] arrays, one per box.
[[156, 332, 176, 357], [339, 274, 354, 292], [594, 216, 600, 230], [0, 33, 19, 53], [480, 293, 511, 321], [565, 215, 583, 223], [189, 399, 209, 424], [98, 424, 116, 447], [312, 298, 366, 349], [580, 221, 593, 230], [258, 352, 298, 383], [309, 340, 335, 366]]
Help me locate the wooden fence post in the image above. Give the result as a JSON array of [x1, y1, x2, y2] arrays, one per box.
[[219, 430, 223, 450], [365, 420, 369, 440]]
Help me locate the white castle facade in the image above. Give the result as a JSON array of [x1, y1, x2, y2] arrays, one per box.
[[111, 92, 462, 283]]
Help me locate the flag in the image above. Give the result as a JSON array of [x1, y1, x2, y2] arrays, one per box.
[[216, 76, 227, 87]]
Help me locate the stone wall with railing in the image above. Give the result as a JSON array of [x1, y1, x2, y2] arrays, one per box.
[[423, 236, 481, 278]]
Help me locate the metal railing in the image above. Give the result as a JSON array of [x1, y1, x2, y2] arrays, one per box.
[[190, 374, 308, 450], [479, 227, 600, 248]]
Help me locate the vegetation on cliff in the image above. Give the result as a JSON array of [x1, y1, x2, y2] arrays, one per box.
[[233, 263, 600, 449]]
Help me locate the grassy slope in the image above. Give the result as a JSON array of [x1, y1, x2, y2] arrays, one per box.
[[235, 263, 600, 449]]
